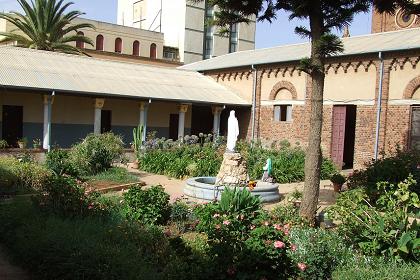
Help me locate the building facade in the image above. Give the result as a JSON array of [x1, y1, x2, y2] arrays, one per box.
[[372, 2, 420, 33], [117, 0, 256, 64], [181, 26, 420, 170]]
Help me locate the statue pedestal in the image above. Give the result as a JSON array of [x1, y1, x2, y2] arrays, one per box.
[[215, 152, 248, 186]]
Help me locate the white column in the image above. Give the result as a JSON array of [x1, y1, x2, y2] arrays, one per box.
[[212, 106, 223, 137], [139, 102, 147, 142], [178, 104, 189, 140], [42, 95, 53, 150], [93, 98, 105, 134]]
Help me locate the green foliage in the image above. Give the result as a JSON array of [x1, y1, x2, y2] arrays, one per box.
[[331, 173, 347, 185], [271, 204, 309, 227], [0, 166, 17, 192], [332, 258, 420, 280], [123, 185, 170, 225], [328, 176, 420, 261], [288, 227, 357, 280], [70, 133, 124, 176], [348, 149, 420, 200], [218, 187, 261, 214], [83, 167, 139, 184], [45, 148, 78, 176], [32, 175, 106, 218], [0, 0, 94, 54], [0, 156, 52, 193], [0, 139, 8, 149], [193, 189, 298, 279], [132, 124, 143, 153]]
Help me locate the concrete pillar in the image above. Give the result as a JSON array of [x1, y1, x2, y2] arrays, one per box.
[[93, 98, 105, 134], [42, 94, 53, 151], [212, 106, 223, 137], [178, 104, 189, 140], [139, 102, 147, 141]]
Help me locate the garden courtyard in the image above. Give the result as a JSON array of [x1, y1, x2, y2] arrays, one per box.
[[0, 132, 419, 280]]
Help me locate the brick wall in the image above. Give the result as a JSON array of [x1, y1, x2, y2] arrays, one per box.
[[372, 10, 420, 33]]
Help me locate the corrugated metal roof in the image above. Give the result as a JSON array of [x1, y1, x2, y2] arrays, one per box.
[[0, 46, 249, 106], [180, 28, 420, 72]]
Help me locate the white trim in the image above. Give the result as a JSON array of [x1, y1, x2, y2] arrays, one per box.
[[388, 99, 420, 105], [323, 99, 375, 105]]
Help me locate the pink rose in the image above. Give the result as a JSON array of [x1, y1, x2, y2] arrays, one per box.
[[291, 244, 297, 251], [213, 213, 220, 218], [273, 224, 282, 230], [274, 241, 285, 249], [264, 221, 270, 226], [223, 220, 231, 226], [297, 263, 307, 271]]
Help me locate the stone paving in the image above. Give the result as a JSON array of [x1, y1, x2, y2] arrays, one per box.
[[0, 247, 29, 280]]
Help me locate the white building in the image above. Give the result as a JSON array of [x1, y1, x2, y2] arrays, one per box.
[[117, 0, 256, 64]]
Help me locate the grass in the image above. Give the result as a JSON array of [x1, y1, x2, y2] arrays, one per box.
[[83, 167, 139, 185]]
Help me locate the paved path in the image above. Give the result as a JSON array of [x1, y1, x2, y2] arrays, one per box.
[[0, 247, 29, 280], [126, 167, 337, 208]]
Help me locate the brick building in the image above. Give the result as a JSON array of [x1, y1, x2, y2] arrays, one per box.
[[182, 17, 420, 170]]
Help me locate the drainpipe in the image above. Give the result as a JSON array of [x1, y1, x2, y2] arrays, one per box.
[[374, 52, 384, 160], [251, 64, 257, 145]]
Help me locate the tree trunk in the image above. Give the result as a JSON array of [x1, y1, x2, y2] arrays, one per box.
[[299, 6, 326, 225]]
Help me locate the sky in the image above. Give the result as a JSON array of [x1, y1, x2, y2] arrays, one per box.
[[0, 0, 373, 49]]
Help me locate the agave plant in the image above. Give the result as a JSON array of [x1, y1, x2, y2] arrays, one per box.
[[0, 0, 94, 54]]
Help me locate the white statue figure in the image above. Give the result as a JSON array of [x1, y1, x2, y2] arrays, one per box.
[[227, 110, 239, 152]]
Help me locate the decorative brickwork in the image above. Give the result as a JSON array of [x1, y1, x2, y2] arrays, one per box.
[[403, 76, 420, 99], [268, 81, 298, 100], [372, 10, 420, 33]]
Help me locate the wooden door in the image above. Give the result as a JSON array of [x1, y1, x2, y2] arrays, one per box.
[[2, 105, 23, 147], [169, 114, 179, 140], [331, 106, 347, 168], [410, 106, 420, 150], [101, 110, 112, 134]]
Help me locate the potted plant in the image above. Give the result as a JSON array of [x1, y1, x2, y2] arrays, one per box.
[[32, 138, 41, 149], [330, 173, 346, 192], [287, 189, 303, 207], [17, 137, 27, 149], [0, 139, 8, 149]]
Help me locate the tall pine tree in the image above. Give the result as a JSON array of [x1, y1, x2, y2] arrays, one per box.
[[193, 0, 420, 223]]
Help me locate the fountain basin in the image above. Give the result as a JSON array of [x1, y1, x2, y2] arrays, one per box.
[[184, 177, 280, 203]]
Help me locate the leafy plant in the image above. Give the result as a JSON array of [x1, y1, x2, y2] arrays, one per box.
[[331, 173, 346, 185], [32, 138, 41, 148], [70, 133, 124, 175], [123, 185, 170, 225], [0, 139, 8, 149], [218, 187, 261, 214], [328, 176, 420, 261], [132, 124, 144, 153], [271, 204, 309, 227], [0, 0, 94, 54], [45, 149, 78, 176]]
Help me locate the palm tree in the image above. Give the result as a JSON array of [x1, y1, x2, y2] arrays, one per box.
[[0, 0, 94, 54]]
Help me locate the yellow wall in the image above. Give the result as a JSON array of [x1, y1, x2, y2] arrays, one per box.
[[413, 87, 420, 100], [218, 77, 254, 102], [0, 91, 43, 122], [389, 62, 420, 100], [324, 64, 377, 101], [147, 102, 192, 129]]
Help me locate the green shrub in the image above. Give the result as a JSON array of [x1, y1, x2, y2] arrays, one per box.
[[0, 166, 17, 193], [218, 187, 261, 214], [83, 167, 139, 184], [271, 204, 309, 227], [70, 133, 124, 175], [170, 199, 193, 231], [45, 148, 78, 176], [193, 189, 298, 279], [348, 149, 420, 200], [288, 227, 357, 280], [0, 139, 8, 149], [123, 185, 170, 225], [332, 258, 420, 280], [33, 175, 106, 218], [0, 156, 52, 192], [328, 176, 420, 261]]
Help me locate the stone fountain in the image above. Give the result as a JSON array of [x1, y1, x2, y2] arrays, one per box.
[[183, 110, 280, 203]]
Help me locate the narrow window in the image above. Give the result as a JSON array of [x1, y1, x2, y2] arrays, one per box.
[[115, 38, 122, 53], [76, 31, 85, 49], [150, 43, 157, 59], [274, 105, 292, 122], [133, 40, 140, 56], [229, 23, 239, 53], [96, 35, 104, 51]]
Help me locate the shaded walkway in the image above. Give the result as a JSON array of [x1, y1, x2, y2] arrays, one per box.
[[0, 247, 29, 280]]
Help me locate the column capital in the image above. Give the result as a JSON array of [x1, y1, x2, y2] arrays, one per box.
[[139, 101, 147, 111], [94, 98, 105, 109], [212, 106, 223, 115], [178, 104, 189, 113], [43, 94, 54, 105]]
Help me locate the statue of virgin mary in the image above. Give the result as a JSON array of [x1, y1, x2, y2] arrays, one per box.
[[226, 110, 239, 152]]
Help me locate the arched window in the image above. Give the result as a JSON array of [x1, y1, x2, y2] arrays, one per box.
[[132, 40, 140, 56], [115, 38, 122, 53], [150, 43, 157, 59], [76, 31, 84, 49], [96, 35, 104, 51]]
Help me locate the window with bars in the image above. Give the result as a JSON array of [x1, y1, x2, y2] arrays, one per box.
[[274, 105, 292, 122]]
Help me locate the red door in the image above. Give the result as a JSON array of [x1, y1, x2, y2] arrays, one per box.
[[331, 106, 347, 168]]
